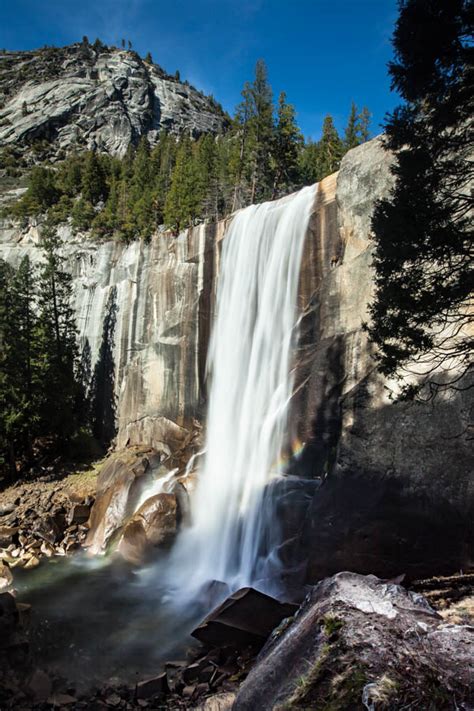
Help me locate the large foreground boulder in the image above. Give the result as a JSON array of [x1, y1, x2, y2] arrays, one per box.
[[234, 572, 473, 710]]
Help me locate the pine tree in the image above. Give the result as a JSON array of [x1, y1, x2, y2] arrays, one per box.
[[71, 198, 96, 232], [298, 139, 321, 185], [367, 0, 473, 397], [230, 82, 256, 210], [57, 152, 83, 196], [197, 134, 220, 220], [317, 115, 344, 179], [35, 225, 82, 443], [344, 102, 360, 150], [164, 136, 203, 232], [131, 136, 151, 197], [11, 256, 37, 454], [215, 135, 235, 216], [357, 106, 371, 143], [81, 151, 107, 204], [145, 52, 153, 64], [0, 259, 21, 476], [272, 91, 302, 198], [23, 167, 59, 212], [249, 59, 274, 202], [155, 134, 178, 222], [96, 174, 119, 234]]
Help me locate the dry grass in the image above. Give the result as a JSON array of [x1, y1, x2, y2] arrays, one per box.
[[439, 595, 474, 625]]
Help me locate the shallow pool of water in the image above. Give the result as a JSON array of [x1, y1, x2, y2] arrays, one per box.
[[15, 554, 204, 690]]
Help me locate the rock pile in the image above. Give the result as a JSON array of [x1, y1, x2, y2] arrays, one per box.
[[0, 572, 472, 709], [0, 481, 94, 585]]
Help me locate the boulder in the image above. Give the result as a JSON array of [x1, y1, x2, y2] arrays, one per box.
[[191, 587, 297, 649], [0, 525, 19, 547], [26, 669, 52, 702], [85, 447, 162, 554], [234, 572, 473, 710], [136, 672, 169, 699], [0, 503, 16, 517], [0, 562, 13, 589], [195, 693, 236, 711], [117, 493, 177, 564], [67, 503, 91, 525], [0, 592, 18, 646]]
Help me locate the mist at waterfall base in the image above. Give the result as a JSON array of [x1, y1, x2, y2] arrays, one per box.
[[16, 185, 317, 687]]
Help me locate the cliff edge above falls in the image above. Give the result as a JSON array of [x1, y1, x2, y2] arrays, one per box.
[[0, 43, 227, 159]]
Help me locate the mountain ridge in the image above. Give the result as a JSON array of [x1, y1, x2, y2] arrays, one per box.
[[0, 42, 228, 161]]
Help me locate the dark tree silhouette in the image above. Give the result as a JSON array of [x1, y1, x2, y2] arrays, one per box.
[[366, 0, 473, 399], [89, 287, 118, 447]]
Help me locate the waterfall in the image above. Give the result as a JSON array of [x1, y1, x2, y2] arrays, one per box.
[[168, 185, 317, 601]]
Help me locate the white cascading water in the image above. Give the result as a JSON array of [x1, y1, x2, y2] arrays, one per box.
[[168, 184, 317, 602]]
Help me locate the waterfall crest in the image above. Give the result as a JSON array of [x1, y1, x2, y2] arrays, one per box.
[[169, 185, 317, 601]]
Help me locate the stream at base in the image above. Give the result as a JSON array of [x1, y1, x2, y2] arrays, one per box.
[[15, 555, 203, 690]]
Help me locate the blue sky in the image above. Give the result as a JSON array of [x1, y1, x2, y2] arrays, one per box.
[[0, 0, 400, 139]]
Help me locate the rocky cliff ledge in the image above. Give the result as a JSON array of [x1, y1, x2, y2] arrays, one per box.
[[0, 43, 227, 158], [1, 137, 472, 580]]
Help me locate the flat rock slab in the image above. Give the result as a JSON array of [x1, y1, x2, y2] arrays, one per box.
[[191, 587, 297, 649]]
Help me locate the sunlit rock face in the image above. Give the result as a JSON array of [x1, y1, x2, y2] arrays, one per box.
[[0, 220, 225, 449], [85, 446, 162, 554], [0, 44, 227, 158], [118, 492, 178, 564]]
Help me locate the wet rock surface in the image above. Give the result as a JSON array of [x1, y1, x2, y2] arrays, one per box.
[[118, 492, 178, 564], [85, 446, 161, 554], [86, 436, 201, 559]]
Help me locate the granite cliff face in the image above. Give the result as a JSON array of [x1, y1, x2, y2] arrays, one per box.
[[1, 137, 472, 579], [0, 43, 227, 158], [0, 217, 225, 450], [284, 139, 473, 580]]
